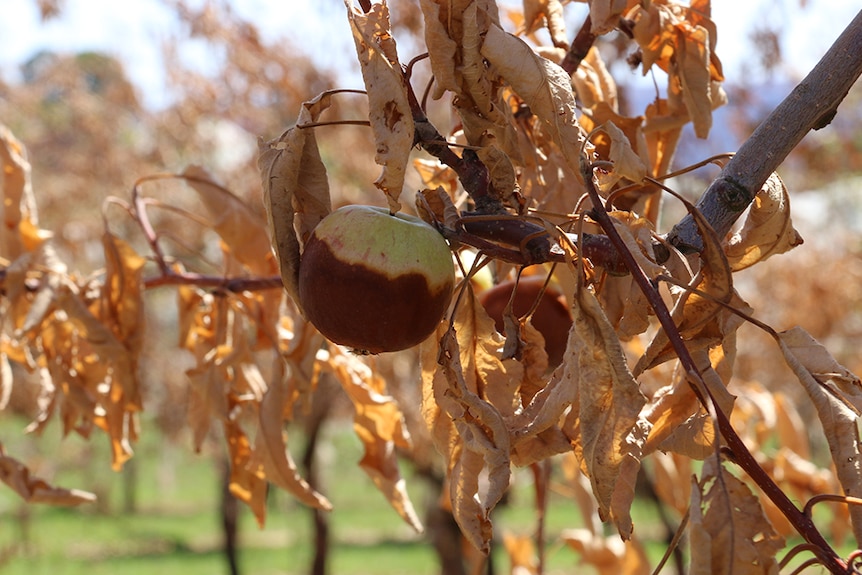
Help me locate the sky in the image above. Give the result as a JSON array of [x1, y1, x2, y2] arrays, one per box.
[[0, 0, 859, 110]]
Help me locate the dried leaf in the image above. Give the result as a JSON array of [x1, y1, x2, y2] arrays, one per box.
[[689, 457, 784, 575], [676, 23, 713, 138], [250, 359, 332, 511], [604, 121, 647, 185], [522, 0, 567, 48], [561, 528, 651, 575], [346, 0, 414, 211], [0, 443, 96, 506], [225, 418, 268, 527], [564, 285, 649, 539], [634, 196, 735, 375], [329, 348, 423, 532], [481, 23, 585, 177], [589, 0, 630, 35], [572, 47, 618, 111], [420, 288, 519, 554], [724, 172, 803, 271], [777, 326, 862, 544], [258, 92, 332, 313], [182, 165, 277, 277], [503, 532, 538, 575], [0, 125, 38, 261]]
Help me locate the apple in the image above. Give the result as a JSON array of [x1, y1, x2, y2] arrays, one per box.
[[298, 205, 455, 354], [478, 276, 573, 367]]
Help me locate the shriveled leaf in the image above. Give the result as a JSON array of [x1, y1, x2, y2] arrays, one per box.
[[346, 0, 413, 211], [328, 348, 423, 532], [561, 528, 651, 575], [572, 47, 618, 111], [0, 443, 96, 506], [604, 121, 647, 185], [589, 0, 629, 35], [182, 165, 277, 277], [435, 326, 511, 554], [102, 232, 146, 359], [55, 285, 139, 470], [250, 358, 332, 511], [635, 196, 736, 375], [689, 458, 784, 575], [225, 418, 268, 527], [522, 0, 567, 48], [258, 92, 332, 312], [564, 285, 649, 539], [777, 326, 862, 544], [724, 172, 804, 271], [503, 532, 539, 575], [0, 124, 39, 261], [420, 288, 521, 554], [481, 23, 585, 177], [676, 23, 713, 138]]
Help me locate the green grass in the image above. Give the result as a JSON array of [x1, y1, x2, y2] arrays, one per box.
[[0, 413, 675, 575]]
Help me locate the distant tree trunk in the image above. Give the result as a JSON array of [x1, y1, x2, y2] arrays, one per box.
[[220, 458, 241, 575], [301, 376, 337, 575], [122, 457, 138, 514]]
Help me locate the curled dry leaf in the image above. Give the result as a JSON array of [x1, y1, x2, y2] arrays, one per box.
[[258, 92, 332, 313], [420, 289, 516, 554], [225, 417, 268, 527], [0, 443, 96, 506], [182, 165, 278, 278], [564, 284, 650, 540], [250, 353, 332, 512], [572, 47, 618, 111], [346, 0, 413, 212], [0, 124, 39, 261], [589, 0, 630, 35], [689, 457, 784, 575], [635, 195, 735, 375], [481, 23, 586, 178], [328, 347, 423, 532], [724, 172, 804, 271], [629, 2, 725, 139], [604, 121, 648, 186], [777, 326, 862, 544], [522, 0, 567, 48]]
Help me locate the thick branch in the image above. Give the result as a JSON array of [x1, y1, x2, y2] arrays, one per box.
[[665, 9, 862, 255]]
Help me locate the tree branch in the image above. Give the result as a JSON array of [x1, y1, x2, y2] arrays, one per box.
[[664, 9, 862, 255]]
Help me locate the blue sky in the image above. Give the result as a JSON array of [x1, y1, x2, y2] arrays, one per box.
[[0, 1, 858, 110]]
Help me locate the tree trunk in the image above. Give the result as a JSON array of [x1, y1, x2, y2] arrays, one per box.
[[220, 458, 241, 575]]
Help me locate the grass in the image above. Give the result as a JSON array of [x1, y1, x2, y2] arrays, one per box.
[[0, 412, 680, 575]]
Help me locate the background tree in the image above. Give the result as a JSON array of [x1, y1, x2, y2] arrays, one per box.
[[2, 1, 862, 574]]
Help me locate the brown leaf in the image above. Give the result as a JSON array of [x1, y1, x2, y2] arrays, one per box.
[[522, 0, 567, 48], [777, 326, 862, 544], [258, 92, 332, 313], [0, 443, 96, 506], [689, 457, 784, 575], [634, 197, 736, 375], [346, 0, 414, 211], [225, 418, 268, 527], [572, 47, 618, 111], [328, 348, 423, 532], [249, 358, 332, 511], [481, 23, 585, 177], [0, 125, 38, 261], [564, 285, 649, 539], [724, 172, 804, 271], [420, 288, 519, 554], [589, 0, 631, 35], [182, 165, 278, 277]]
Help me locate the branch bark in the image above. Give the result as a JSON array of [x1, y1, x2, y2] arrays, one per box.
[[664, 8, 862, 255]]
